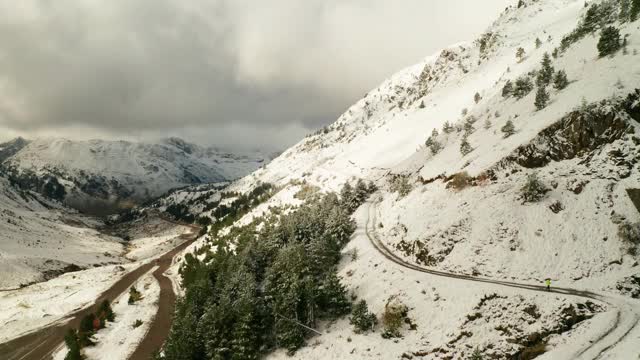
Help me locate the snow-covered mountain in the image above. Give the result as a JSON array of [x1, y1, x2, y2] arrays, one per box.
[[157, 0, 640, 358], [0, 137, 271, 215], [0, 174, 125, 289]]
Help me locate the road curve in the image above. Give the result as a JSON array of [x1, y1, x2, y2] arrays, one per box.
[[363, 199, 639, 360], [0, 223, 200, 360]]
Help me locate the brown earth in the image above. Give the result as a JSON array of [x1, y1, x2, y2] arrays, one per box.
[[0, 223, 199, 360]]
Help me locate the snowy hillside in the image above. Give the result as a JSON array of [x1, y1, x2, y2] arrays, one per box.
[[158, 0, 640, 358], [0, 175, 125, 289], [0, 137, 270, 214]]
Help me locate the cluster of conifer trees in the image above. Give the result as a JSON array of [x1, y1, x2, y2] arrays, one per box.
[[159, 180, 375, 359]]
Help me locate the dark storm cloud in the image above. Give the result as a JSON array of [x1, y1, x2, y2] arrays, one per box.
[[0, 0, 511, 150]]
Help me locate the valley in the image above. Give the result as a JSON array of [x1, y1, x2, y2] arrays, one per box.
[[1, 0, 640, 359]]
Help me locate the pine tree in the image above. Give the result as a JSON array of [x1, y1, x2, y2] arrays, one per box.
[[265, 244, 313, 353], [464, 118, 476, 134], [350, 300, 378, 333], [518, 0, 525, 8], [534, 86, 550, 110], [632, 0, 640, 21], [484, 119, 492, 130], [471, 348, 483, 360], [501, 120, 516, 138], [442, 121, 454, 134], [474, 92, 482, 104], [429, 140, 443, 155], [535, 37, 542, 49], [597, 26, 621, 57], [339, 182, 354, 210], [317, 272, 350, 318], [502, 80, 513, 98], [419, 100, 425, 109], [98, 299, 115, 322], [513, 77, 534, 99], [536, 53, 554, 87], [553, 70, 569, 90], [552, 48, 559, 59], [620, 0, 631, 21], [521, 173, 549, 203], [582, 4, 601, 33], [516, 47, 526, 62], [460, 136, 473, 156], [64, 329, 83, 360]]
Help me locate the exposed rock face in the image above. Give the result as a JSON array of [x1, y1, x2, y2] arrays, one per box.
[[512, 98, 636, 169], [628, 189, 640, 214], [0, 137, 30, 163]]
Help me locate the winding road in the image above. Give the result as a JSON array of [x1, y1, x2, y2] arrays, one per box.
[[363, 198, 640, 359], [0, 223, 200, 360]]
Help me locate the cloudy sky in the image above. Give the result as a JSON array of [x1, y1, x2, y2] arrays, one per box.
[[0, 0, 511, 151]]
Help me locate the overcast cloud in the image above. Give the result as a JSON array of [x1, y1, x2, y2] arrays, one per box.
[[0, 0, 511, 151]]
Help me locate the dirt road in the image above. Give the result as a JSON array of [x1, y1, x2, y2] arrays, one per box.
[[0, 226, 199, 360]]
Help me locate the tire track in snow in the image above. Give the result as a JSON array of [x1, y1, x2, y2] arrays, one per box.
[[363, 198, 640, 360]]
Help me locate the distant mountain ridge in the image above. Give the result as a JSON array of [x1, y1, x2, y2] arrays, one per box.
[[0, 136, 271, 215]]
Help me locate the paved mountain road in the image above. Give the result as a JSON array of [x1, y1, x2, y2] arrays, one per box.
[[364, 199, 639, 360], [0, 223, 199, 360]]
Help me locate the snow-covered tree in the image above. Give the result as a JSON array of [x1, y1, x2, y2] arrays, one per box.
[[536, 52, 554, 86], [429, 140, 443, 155], [460, 136, 473, 156], [484, 119, 492, 129], [535, 37, 542, 49], [553, 70, 569, 90], [598, 26, 621, 57], [513, 76, 534, 99], [442, 121, 454, 134], [521, 173, 550, 203], [501, 120, 516, 138], [534, 86, 550, 110], [620, 0, 631, 21], [516, 47, 526, 62], [350, 300, 377, 333], [464, 118, 476, 134], [502, 80, 513, 98], [474, 92, 482, 104], [632, 0, 640, 21]]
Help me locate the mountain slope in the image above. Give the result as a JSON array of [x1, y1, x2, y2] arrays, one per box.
[[156, 0, 640, 358], [0, 175, 125, 289], [1, 137, 270, 214]]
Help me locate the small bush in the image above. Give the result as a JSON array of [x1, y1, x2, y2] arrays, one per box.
[[618, 221, 640, 244], [381, 297, 408, 339], [128, 286, 143, 305], [132, 319, 144, 329], [501, 120, 516, 138], [521, 174, 550, 203], [350, 300, 377, 333], [516, 47, 525, 62], [448, 172, 472, 191], [389, 175, 412, 198], [470, 348, 483, 360]]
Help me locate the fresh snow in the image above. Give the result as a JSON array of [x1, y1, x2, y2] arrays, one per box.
[[52, 268, 161, 360]]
